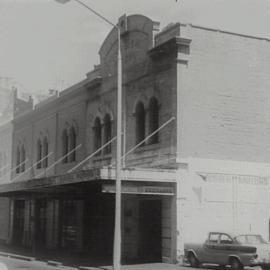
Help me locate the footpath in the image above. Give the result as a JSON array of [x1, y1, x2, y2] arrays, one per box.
[[0, 243, 186, 270]]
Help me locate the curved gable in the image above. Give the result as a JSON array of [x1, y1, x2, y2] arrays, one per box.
[[99, 14, 160, 79]]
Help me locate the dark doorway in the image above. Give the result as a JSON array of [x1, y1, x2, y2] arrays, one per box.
[[35, 199, 47, 250], [84, 194, 114, 260], [13, 200, 25, 246], [60, 199, 78, 251], [139, 199, 162, 263]]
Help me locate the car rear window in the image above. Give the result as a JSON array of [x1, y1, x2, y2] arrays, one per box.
[[235, 234, 267, 244], [220, 234, 233, 244]]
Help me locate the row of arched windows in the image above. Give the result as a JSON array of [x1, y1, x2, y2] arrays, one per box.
[[135, 97, 159, 146], [62, 126, 77, 163], [15, 96, 159, 173], [16, 145, 26, 173], [37, 137, 49, 169], [93, 114, 112, 155], [90, 97, 159, 157]]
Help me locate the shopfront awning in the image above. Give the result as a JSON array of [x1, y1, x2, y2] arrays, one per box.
[[0, 167, 177, 196]]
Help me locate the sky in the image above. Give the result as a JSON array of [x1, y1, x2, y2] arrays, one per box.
[[1, 0, 270, 98]]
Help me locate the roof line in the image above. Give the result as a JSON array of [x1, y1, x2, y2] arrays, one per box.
[[179, 22, 270, 42]]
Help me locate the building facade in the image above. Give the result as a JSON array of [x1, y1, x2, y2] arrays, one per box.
[[0, 87, 33, 243], [1, 14, 270, 264]]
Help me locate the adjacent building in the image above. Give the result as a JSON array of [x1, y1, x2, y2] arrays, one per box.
[[0, 87, 33, 243], [1, 14, 270, 264]]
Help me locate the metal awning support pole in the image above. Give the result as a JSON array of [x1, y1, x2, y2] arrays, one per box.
[[35, 144, 82, 178], [110, 117, 175, 166], [12, 152, 53, 181], [0, 164, 10, 174], [68, 136, 116, 173], [0, 159, 29, 179]]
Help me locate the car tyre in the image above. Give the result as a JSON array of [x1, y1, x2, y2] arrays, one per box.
[[230, 258, 243, 270], [188, 252, 199, 268]]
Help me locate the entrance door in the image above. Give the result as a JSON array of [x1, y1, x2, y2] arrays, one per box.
[[35, 199, 47, 250], [84, 194, 114, 258], [139, 199, 162, 262], [13, 200, 25, 246]]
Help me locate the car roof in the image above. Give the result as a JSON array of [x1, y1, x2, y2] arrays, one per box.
[[208, 231, 261, 238]]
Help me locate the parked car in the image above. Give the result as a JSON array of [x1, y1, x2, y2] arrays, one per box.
[[184, 231, 270, 270]]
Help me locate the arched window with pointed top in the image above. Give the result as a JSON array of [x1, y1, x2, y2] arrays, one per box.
[[3, 152, 7, 175], [62, 129, 69, 163], [103, 114, 112, 154], [37, 139, 42, 169], [93, 117, 102, 155], [16, 146, 20, 174], [69, 126, 77, 162], [135, 101, 145, 145], [43, 137, 49, 168], [0, 152, 2, 177], [21, 145, 26, 172], [148, 97, 159, 145]]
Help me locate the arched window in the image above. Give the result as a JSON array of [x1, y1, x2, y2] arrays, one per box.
[[0, 152, 2, 177], [16, 146, 20, 174], [43, 137, 49, 168], [69, 127, 76, 162], [135, 102, 145, 145], [21, 145, 26, 172], [37, 139, 42, 169], [148, 97, 159, 144], [103, 114, 112, 154], [62, 129, 69, 164], [3, 152, 7, 174], [93, 117, 102, 155]]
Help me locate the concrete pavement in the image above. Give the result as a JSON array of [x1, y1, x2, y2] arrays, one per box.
[[0, 255, 187, 270], [99, 263, 186, 270]]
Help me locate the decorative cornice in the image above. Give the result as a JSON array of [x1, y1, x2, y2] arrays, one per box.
[[148, 37, 191, 58]]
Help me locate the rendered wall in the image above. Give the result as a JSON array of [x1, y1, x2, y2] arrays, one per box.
[[178, 24, 270, 162]]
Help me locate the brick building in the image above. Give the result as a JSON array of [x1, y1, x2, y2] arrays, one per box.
[[1, 13, 270, 264], [0, 87, 33, 243]]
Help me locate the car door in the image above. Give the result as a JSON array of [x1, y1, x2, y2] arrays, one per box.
[[215, 233, 235, 265], [201, 233, 221, 264]]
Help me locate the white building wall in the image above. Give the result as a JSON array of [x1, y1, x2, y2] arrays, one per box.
[[176, 158, 270, 261]]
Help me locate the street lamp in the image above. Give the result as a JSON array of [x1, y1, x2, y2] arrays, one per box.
[[55, 1, 122, 269]]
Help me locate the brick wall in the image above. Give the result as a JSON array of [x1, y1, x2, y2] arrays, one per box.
[[178, 24, 270, 162]]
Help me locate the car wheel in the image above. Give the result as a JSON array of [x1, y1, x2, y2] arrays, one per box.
[[230, 258, 243, 270], [188, 252, 199, 267]]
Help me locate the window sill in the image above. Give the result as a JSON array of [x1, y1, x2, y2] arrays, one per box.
[[134, 142, 160, 153], [93, 153, 112, 162]]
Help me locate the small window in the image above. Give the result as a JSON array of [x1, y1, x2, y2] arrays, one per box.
[[209, 233, 219, 243], [220, 234, 233, 244], [37, 139, 42, 169], [103, 114, 112, 154], [43, 137, 49, 168], [135, 102, 145, 145], [16, 147, 20, 174], [148, 97, 159, 144], [93, 117, 102, 155], [62, 129, 69, 163], [69, 127, 76, 162], [0, 153, 2, 177], [21, 146, 26, 172]]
